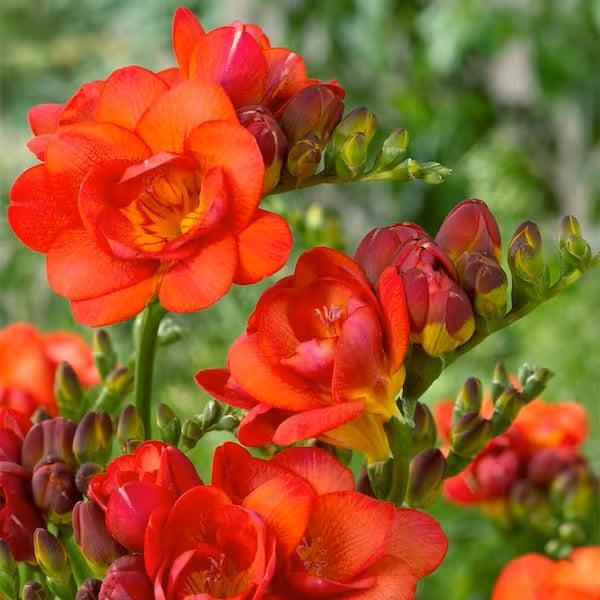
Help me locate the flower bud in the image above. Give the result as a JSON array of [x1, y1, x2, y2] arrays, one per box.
[[457, 251, 507, 322], [411, 402, 437, 456], [99, 555, 153, 600], [200, 399, 222, 429], [406, 448, 446, 508], [435, 199, 502, 264], [73, 412, 113, 466], [156, 316, 186, 347], [237, 104, 288, 193], [279, 85, 344, 145], [508, 221, 550, 304], [75, 462, 104, 496], [331, 107, 377, 147], [508, 480, 553, 532], [92, 329, 116, 380], [558, 215, 592, 275], [31, 458, 81, 523], [527, 446, 582, 486], [520, 366, 553, 403], [550, 465, 595, 521], [22, 581, 46, 600], [72, 501, 126, 578], [21, 417, 77, 472], [450, 412, 492, 457], [0, 540, 19, 600], [454, 377, 483, 417], [416, 161, 453, 185], [334, 132, 369, 179], [373, 128, 409, 171], [286, 135, 322, 179], [491, 361, 509, 403], [31, 406, 51, 424], [179, 418, 203, 452], [492, 386, 522, 429], [156, 403, 181, 446], [93, 367, 134, 413], [54, 362, 83, 420], [355, 467, 376, 498], [76, 578, 102, 600], [116, 405, 144, 453], [33, 529, 71, 582], [212, 413, 240, 432]]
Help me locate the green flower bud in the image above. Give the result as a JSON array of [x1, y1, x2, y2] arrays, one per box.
[[93, 367, 134, 413], [491, 361, 509, 403], [335, 132, 369, 179], [492, 386, 522, 428], [92, 329, 117, 380], [411, 402, 437, 456], [212, 414, 239, 432], [73, 412, 113, 466], [156, 403, 181, 446], [33, 529, 71, 582], [373, 128, 409, 170], [286, 135, 322, 179], [180, 419, 203, 452], [331, 107, 377, 147], [417, 161, 453, 185], [54, 362, 84, 420], [116, 405, 144, 453], [453, 377, 483, 418], [450, 412, 492, 457], [406, 448, 446, 508], [520, 367, 554, 403], [550, 466, 596, 521], [558, 215, 592, 275], [200, 399, 222, 429], [156, 316, 186, 347]]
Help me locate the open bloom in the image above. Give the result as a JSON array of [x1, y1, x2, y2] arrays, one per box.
[[196, 247, 410, 463], [0, 322, 98, 417], [10, 67, 292, 326], [492, 547, 600, 600]]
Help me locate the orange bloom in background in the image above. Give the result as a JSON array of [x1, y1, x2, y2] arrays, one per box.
[[10, 69, 291, 327], [196, 247, 410, 463], [0, 322, 98, 417], [492, 547, 600, 600]]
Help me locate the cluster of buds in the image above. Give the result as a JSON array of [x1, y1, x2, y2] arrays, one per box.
[[436, 368, 597, 555]]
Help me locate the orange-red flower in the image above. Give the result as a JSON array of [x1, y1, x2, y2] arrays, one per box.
[[10, 67, 292, 326], [492, 547, 600, 600], [195, 247, 410, 463], [0, 322, 98, 418]]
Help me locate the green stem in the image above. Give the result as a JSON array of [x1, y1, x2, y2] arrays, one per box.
[[60, 533, 91, 589], [134, 299, 167, 440]]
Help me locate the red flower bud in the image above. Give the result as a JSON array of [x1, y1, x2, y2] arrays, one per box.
[[527, 446, 583, 486], [406, 448, 446, 508], [286, 135, 322, 178], [31, 458, 81, 524], [21, 417, 77, 472], [99, 555, 153, 600], [435, 198, 502, 264], [72, 501, 126, 577], [76, 578, 101, 600], [73, 411, 113, 466]]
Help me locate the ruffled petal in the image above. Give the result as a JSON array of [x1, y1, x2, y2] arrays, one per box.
[[28, 103, 62, 135], [237, 404, 293, 447], [194, 368, 257, 411]]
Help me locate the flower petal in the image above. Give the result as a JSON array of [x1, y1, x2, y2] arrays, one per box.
[[135, 79, 237, 153], [172, 7, 206, 78], [491, 554, 554, 600], [237, 404, 293, 447], [29, 103, 62, 135], [59, 80, 104, 126], [158, 232, 237, 312], [194, 368, 257, 411]]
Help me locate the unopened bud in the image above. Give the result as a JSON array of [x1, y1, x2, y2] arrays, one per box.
[[366, 459, 394, 502], [415, 161, 453, 185], [180, 419, 203, 452], [373, 128, 409, 170], [334, 132, 369, 179], [31, 458, 81, 523], [31, 406, 51, 424], [156, 316, 186, 347], [509, 480, 553, 532], [508, 221, 550, 305], [411, 402, 437, 455], [76, 578, 102, 600], [156, 403, 181, 446], [491, 361, 509, 403], [492, 386, 522, 430], [54, 362, 84, 420], [72, 501, 126, 578], [73, 412, 113, 465], [550, 466, 595, 521], [22, 581, 46, 600], [450, 412, 492, 457], [200, 400, 222, 429], [454, 378, 483, 417], [75, 462, 104, 496], [286, 135, 321, 178], [93, 367, 134, 413], [331, 107, 377, 147], [520, 367, 553, 402], [116, 405, 144, 453], [92, 330, 116, 380], [406, 448, 446, 508], [21, 417, 77, 472], [212, 413, 239, 432], [33, 529, 71, 581], [558, 215, 592, 275]]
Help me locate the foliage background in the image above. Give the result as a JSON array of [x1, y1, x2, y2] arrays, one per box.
[[0, 1, 598, 598]]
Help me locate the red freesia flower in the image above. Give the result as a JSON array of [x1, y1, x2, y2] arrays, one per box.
[[88, 440, 201, 552], [10, 67, 292, 326], [0, 322, 98, 417], [196, 247, 410, 463], [492, 547, 600, 600]]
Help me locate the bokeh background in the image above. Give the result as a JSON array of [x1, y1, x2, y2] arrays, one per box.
[[1, 1, 599, 598]]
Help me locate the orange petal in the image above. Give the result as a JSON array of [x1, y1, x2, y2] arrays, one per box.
[[97, 66, 169, 131], [47, 227, 158, 301], [158, 232, 237, 312], [29, 103, 62, 135], [8, 165, 80, 252], [59, 80, 104, 126], [188, 26, 267, 107], [172, 7, 205, 78], [70, 276, 158, 326], [237, 404, 293, 447], [185, 120, 264, 232], [262, 48, 308, 112], [386, 508, 448, 579], [194, 368, 257, 411], [135, 79, 237, 153], [235, 209, 291, 284], [491, 554, 555, 600]]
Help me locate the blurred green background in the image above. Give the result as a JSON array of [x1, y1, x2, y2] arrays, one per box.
[[1, 1, 599, 598]]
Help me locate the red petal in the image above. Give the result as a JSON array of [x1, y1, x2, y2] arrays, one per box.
[[237, 404, 293, 447], [261, 48, 308, 112], [386, 508, 448, 578], [70, 276, 159, 326], [172, 7, 206, 78], [156, 67, 181, 87], [185, 120, 265, 232], [272, 401, 366, 446], [29, 103, 62, 135], [234, 209, 291, 284], [158, 232, 237, 312], [97, 66, 169, 131], [188, 26, 267, 107], [270, 446, 355, 494], [59, 80, 103, 126], [46, 227, 158, 301], [442, 472, 479, 504], [194, 368, 257, 411], [491, 554, 554, 600], [156, 445, 203, 493], [106, 481, 172, 552], [135, 79, 237, 153], [8, 165, 81, 252], [377, 266, 410, 373]]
